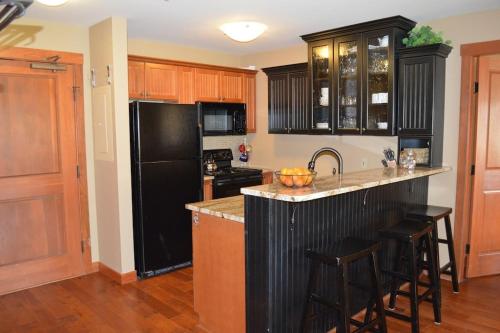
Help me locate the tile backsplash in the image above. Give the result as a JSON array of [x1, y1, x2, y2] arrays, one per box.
[[203, 136, 247, 165]]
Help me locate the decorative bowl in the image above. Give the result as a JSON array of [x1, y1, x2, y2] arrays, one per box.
[[274, 170, 317, 188]]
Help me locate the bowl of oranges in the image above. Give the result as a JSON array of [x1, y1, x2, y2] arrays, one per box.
[[275, 167, 317, 188]]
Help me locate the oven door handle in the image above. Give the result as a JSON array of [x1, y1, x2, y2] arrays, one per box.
[[214, 175, 262, 186]]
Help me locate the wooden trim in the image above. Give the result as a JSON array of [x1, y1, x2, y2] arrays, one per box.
[[72, 64, 94, 275], [128, 54, 257, 75], [461, 39, 500, 57], [98, 262, 137, 285], [0, 46, 83, 64], [455, 39, 500, 282]]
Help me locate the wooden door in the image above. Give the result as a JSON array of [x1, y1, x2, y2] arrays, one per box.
[[244, 74, 256, 133], [194, 68, 220, 102], [128, 60, 145, 99], [220, 71, 244, 103], [0, 59, 84, 294], [145, 62, 178, 101], [178, 66, 195, 104], [467, 54, 500, 278]]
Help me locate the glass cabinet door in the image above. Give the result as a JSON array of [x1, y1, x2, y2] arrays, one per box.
[[365, 32, 391, 133], [334, 35, 362, 133], [310, 41, 333, 132]]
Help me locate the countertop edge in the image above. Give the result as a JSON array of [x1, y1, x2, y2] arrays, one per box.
[[240, 167, 451, 202]]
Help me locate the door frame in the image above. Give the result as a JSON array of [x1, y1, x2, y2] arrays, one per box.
[[0, 47, 93, 274], [455, 39, 500, 282]]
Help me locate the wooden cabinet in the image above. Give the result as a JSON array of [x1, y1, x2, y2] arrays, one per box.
[[300, 16, 415, 136], [220, 71, 244, 102], [128, 61, 145, 99], [262, 171, 274, 184], [195, 69, 244, 103], [145, 63, 178, 101], [194, 68, 221, 102], [245, 74, 257, 133], [397, 43, 452, 167], [263, 63, 309, 134], [203, 178, 213, 201], [178, 66, 195, 104], [128, 56, 257, 132], [192, 212, 246, 333]]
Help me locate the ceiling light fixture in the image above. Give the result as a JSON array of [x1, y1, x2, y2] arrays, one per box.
[[219, 21, 267, 43], [37, 0, 70, 6]]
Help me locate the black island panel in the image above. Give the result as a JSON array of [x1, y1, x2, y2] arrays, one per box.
[[244, 176, 428, 333]]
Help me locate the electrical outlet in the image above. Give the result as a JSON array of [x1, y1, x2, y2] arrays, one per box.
[[361, 158, 368, 169]]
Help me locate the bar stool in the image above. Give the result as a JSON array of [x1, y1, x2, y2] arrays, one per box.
[[407, 205, 459, 293], [380, 219, 441, 333], [301, 237, 387, 333]]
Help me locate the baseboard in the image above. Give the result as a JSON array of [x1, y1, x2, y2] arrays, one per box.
[[98, 262, 137, 285]]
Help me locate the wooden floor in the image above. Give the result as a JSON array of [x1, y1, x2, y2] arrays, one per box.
[[0, 268, 499, 332]]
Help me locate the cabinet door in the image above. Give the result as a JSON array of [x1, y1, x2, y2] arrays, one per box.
[[268, 73, 289, 134], [178, 66, 196, 104], [220, 71, 244, 103], [334, 34, 363, 135], [289, 70, 309, 134], [362, 29, 395, 136], [195, 68, 221, 102], [128, 61, 145, 99], [145, 63, 178, 101], [309, 40, 333, 133], [244, 74, 257, 133], [398, 56, 434, 135]]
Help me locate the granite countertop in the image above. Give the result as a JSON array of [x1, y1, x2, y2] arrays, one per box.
[[186, 195, 244, 223], [240, 166, 451, 202]]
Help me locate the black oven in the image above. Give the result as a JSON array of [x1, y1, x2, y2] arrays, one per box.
[[212, 174, 263, 199], [198, 102, 246, 136]]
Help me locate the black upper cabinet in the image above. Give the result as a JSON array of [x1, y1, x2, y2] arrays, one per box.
[[397, 44, 452, 136], [302, 16, 416, 136], [263, 63, 309, 134]]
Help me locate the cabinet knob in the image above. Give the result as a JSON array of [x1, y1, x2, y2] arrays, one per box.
[[398, 127, 402, 131], [362, 128, 366, 132]]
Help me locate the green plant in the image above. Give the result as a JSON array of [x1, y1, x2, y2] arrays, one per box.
[[402, 25, 452, 47]]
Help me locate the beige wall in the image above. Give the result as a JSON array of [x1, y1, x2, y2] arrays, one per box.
[[128, 38, 242, 68], [0, 18, 99, 262], [90, 17, 134, 273], [241, 9, 500, 262]]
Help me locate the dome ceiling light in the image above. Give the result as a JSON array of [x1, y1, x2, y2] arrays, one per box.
[[37, 0, 69, 6], [219, 21, 267, 43]]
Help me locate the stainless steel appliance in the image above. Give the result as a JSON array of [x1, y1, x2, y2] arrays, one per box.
[[198, 102, 246, 136], [203, 149, 262, 199], [130, 101, 203, 279]]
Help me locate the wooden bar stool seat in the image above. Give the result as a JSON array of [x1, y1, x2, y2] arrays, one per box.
[[301, 237, 387, 333], [380, 220, 441, 333], [407, 205, 459, 293]]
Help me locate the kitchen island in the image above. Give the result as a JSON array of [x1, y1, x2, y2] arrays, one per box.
[[187, 166, 450, 333]]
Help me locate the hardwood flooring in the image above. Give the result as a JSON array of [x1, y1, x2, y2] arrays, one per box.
[[0, 268, 499, 332]]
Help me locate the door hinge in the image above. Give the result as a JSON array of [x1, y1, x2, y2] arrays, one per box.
[[81, 240, 85, 253], [76, 165, 81, 178], [465, 243, 471, 254], [474, 81, 479, 93], [471, 164, 475, 176]]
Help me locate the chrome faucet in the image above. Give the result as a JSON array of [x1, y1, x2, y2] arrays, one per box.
[[308, 147, 344, 175]]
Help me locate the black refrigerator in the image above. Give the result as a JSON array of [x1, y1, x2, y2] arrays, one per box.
[[130, 101, 203, 279]]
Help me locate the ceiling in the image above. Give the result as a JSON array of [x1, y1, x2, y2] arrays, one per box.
[[24, 0, 500, 55]]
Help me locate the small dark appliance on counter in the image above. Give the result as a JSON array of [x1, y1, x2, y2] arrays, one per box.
[[204, 149, 262, 199], [198, 102, 246, 136]]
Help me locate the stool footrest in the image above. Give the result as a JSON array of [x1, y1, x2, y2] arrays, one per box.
[[385, 309, 412, 323], [351, 318, 381, 333], [440, 262, 452, 272], [438, 238, 449, 244]]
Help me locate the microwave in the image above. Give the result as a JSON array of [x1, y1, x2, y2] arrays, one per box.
[[198, 102, 246, 136]]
